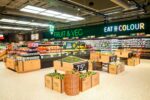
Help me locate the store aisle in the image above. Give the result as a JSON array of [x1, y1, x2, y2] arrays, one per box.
[[0, 60, 150, 100]]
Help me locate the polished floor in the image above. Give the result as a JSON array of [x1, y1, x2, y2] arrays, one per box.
[[0, 59, 150, 100]]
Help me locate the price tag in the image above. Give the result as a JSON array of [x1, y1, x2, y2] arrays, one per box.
[[73, 62, 88, 71]]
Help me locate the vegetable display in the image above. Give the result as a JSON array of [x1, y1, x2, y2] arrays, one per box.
[[47, 72, 64, 80], [59, 56, 84, 63]]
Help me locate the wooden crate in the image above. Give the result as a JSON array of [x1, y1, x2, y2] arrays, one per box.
[[109, 63, 125, 74], [16, 59, 41, 72], [127, 57, 140, 66], [54, 60, 88, 72], [64, 74, 80, 96], [91, 72, 99, 87], [79, 76, 92, 92], [53, 77, 64, 93], [6, 58, 17, 70], [45, 75, 53, 89], [115, 49, 132, 58], [90, 52, 101, 62]]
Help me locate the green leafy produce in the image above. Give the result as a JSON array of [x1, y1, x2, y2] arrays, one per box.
[[79, 71, 97, 79], [59, 56, 84, 63], [46, 72, 64, 80]]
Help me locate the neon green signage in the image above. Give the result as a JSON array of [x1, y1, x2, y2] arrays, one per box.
[[54, 29, 83, 38]]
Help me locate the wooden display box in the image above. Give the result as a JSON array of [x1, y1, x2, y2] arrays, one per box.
[[5, 58, 17, 70], [79, 76, 92, 92], [16, 59, 41, 73], [115, 49, 132, 58], [53, 77, 64, 93], [90, 52, 101, 62], [109, 63, 125, 74], [99, 54, 116, 63], [54, 59, 88, 72], [45, 75, 53, 89], [88, 61, 93, 71], [127, 57, 140, 66], [91, 72, 99, 87]]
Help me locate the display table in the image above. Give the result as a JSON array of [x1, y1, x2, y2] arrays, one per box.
[[54, 56, 89, 72]]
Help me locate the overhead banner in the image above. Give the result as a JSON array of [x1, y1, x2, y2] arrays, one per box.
[[43, 18, 150, 39]]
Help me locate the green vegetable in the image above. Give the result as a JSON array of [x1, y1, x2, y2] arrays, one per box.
[[46, 72, 64, 80]]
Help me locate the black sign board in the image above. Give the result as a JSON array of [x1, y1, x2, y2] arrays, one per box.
[[73, 61, 88, 71]]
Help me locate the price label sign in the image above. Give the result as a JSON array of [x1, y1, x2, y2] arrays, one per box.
[[73, 62, 88, 71]]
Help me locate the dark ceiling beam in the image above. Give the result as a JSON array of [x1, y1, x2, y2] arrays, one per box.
[[57, 0, 106, 17], [6, 0, 15, 6], [128, 0, 147, 12]]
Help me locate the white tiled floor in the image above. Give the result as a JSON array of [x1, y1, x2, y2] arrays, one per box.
[[0, 60, 150, 100]]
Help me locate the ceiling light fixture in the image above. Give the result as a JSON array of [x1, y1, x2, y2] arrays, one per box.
[[0, 19, 16, 23], [111, 0, 131, 10], [20, 5, 84, 22], [0, 18, 49, 27], [0, 25, 32, 31]]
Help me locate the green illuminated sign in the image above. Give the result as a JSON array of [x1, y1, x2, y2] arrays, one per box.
[[104, 22, 145, 33], [53, 29, 83, 38], [49, 24, 55, 35]]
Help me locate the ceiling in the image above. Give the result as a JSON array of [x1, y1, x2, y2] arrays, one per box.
[[0, 0, 150, 32]]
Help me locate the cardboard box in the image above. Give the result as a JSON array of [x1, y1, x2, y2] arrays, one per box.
[[91, 72, 99, 87], [53, 77, 64, 93], [80, 76, 91, 92]]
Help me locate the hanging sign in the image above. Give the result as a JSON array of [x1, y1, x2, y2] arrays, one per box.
[[104, 22, 145, 33], [49, 24, 55, 35]]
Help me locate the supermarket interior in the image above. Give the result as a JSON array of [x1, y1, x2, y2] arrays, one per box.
[[0, 0, 150, 100]]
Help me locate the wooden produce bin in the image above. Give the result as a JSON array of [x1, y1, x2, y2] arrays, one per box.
[[115, 49, 132, 58], [127, 57, 140, 66], [90, 52, 101, 62], [16, 59, 41, 72], [79, 76, 92, 92], [54, 56, 89, 72], [100, 54, 116, 63], [0, 50, 6, 60], [64, 73, 80, 96], [53, 77, 64, 93], [109, 63, 125, 74], [88, 61, 93, 71], [45, 75, 53, 89], [5, 58, 17, 70], [91, 72, 99, 87]]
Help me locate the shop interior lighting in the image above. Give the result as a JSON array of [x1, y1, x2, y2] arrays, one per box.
[[0, 25, 32, 31], [111, 0, 131, 10], [20, 5, 84, 21], [0, 18, 49, 27]]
